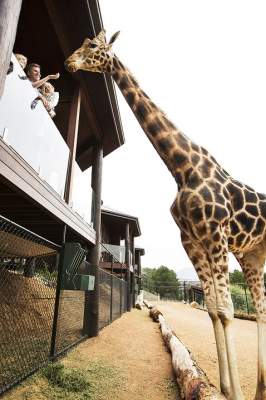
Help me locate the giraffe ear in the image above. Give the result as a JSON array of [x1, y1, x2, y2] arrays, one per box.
[[108, 31, 120, 46]]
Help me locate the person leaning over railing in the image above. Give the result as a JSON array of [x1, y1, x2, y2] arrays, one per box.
[[25, 63, 60, 115]]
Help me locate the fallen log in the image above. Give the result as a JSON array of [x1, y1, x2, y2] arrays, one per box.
[[149, 306, 226, 400]]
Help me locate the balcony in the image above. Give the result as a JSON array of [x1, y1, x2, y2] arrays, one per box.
[[0, 54, 69, 197]]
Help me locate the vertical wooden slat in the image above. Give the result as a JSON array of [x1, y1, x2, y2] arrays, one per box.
[[64, 86, 81, 204], [0, 0, 22, 98]]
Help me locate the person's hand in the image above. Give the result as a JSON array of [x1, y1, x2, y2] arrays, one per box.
[[49, 73, 60, 80]]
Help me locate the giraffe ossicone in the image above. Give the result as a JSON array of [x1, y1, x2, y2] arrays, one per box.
[[65, 31, 266, 400]]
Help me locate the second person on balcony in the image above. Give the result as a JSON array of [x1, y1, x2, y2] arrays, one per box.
[[26, 63, 60, 117]]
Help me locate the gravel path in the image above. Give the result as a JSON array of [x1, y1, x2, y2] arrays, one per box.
[[158, 301, 257, 400]]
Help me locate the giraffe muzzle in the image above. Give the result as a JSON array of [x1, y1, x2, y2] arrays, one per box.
[[64, 61, 78, 73]]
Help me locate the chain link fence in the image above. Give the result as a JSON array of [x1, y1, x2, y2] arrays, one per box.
[[0, 216, 59, 393], [99, 269, 127, 329], [0, 216, 129, 395], [147, 280, 257, 316]]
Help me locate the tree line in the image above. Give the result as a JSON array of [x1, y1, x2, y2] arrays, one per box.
[[142, 266, 181, 300]]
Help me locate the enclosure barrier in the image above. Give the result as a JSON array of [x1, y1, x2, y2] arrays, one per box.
[[0, 215, 128, 395], [145, 279, 257, 316]]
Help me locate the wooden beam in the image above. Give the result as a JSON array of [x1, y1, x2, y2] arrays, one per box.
[[0, 0, 22, 98], [65, 86, 81, 204]]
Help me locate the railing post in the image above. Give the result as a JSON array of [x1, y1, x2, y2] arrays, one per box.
[[50, 224, 66, 358]]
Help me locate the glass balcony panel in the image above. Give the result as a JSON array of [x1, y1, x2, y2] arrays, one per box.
[[0, 54, 69, 197], [101, 244, 126, 264], [71, 163, 92, 225]]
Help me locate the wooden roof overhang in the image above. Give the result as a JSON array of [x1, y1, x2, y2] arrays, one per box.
[[14, 0, 124, 171], [101, 208, 141, 239], [135, 247, 145, 256]]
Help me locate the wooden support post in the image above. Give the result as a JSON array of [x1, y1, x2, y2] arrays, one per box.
[[132, 272, 136, 308], [131, 237, 136, 308], [0, 0, 22, 98], [125, 222, 131, 312], [64, 86, 81, 204], [138, 252, 142, 292], [83, 144, 103, 337]]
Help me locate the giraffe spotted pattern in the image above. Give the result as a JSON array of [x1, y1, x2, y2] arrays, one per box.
[[65, 30, 266, 400]]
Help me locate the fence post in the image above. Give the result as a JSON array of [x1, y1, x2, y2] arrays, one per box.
[[110, 256, 114, 323], [244, 284, 250, 314], [50, 225, 66, 358], [183, 281, 187, 302]]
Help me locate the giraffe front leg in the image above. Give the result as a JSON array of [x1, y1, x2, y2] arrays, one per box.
[[236, 251, 266, 400], [206, 240, 244, 400], [181, 235, 231, 398], [206, 297, 231, 398]]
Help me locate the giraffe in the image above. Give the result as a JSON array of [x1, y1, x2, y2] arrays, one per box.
[[65, 31, 266, 400]]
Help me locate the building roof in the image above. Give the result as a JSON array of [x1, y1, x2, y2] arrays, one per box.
[[14, 0, 124, 171], [101, 206, 141, 237]]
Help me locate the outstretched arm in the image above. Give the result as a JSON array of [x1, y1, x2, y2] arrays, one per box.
[[31, 73, 60, 88]]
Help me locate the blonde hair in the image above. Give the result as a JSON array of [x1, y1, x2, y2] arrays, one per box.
[[14, 53, 27, 70], [40, 82, 54, 95]]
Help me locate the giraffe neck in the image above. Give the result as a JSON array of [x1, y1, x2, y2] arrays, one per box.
[[111, 56, 194, 187]]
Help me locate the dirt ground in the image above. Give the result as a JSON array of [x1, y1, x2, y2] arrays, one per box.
[[158, 301, 257, 400], [3, 302, 258, 400], [4, 308, 178, 400]]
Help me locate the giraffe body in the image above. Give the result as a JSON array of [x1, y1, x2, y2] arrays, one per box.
[[65, 31, 266, 400]]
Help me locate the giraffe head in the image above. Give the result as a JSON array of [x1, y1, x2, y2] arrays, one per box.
[[65, 30, 120, 74]]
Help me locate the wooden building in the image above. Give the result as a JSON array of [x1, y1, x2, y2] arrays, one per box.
[[0, 0, 146, 338], [100, 207, 144, 309], [0, 0, 124, 249]]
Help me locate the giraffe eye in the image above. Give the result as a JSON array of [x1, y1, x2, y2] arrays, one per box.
[[90, 43, 98, 49]]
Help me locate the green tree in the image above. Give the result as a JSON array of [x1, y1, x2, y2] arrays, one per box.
[[142, 266, 180, 299], [229, 270, 245, 285]]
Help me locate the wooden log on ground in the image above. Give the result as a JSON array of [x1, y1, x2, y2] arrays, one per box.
[[149, 306, 226, 400]]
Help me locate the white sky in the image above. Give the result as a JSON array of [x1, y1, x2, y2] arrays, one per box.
[[99, 0, 266, 278]]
